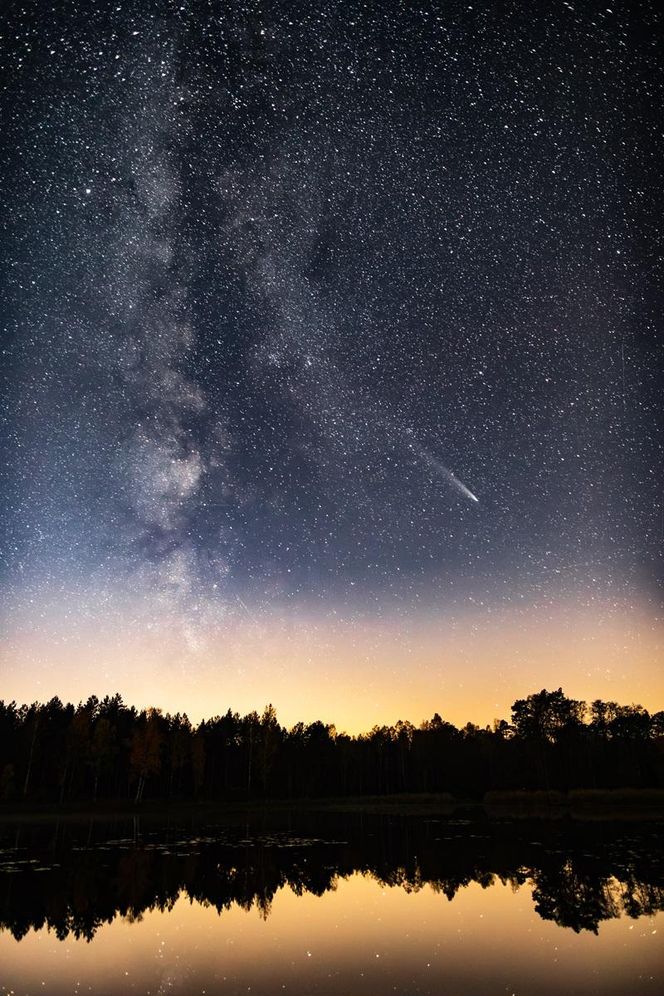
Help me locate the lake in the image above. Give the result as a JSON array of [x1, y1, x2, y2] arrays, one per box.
[[0, 808, 662, 994]]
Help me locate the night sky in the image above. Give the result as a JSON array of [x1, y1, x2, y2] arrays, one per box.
[[1, 1, 662, 729]]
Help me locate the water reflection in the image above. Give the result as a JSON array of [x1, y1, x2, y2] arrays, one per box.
[[0, 811, 662, 942]]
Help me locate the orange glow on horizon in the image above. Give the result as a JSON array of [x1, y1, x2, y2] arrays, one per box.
[[2, 591, 662, 733]]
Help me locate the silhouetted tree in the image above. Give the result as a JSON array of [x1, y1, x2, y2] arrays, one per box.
[[0, 687, 661, 805], [130, 709, 163, 802]]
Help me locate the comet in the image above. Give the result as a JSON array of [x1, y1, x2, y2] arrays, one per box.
[[411, 442, 479, 503], [445, 467, 480, 503]]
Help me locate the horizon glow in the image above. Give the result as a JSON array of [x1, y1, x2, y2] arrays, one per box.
[[1, 3, 661, 728]]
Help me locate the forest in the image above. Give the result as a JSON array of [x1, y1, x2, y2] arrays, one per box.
[[0, 688, 662, 805]]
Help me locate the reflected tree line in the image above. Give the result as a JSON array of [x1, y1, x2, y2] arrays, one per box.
[[0, 688, 663, 803], [0, 813, 662, 939]]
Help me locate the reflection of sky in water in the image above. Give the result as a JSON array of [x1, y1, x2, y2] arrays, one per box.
[[1, 873, 662, 995]]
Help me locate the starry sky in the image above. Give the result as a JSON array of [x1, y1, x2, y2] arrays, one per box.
[[1, 1, 662, 730]]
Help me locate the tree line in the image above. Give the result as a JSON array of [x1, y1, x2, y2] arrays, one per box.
[[0, 687, 662, 804]]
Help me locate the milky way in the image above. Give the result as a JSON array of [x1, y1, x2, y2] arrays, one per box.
[[1, 2, 662, 719]]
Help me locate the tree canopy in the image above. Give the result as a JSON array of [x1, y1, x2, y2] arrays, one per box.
[[0, 688, 662, 805]]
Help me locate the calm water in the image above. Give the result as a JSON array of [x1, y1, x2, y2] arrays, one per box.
[[0, 809, 662, 995]]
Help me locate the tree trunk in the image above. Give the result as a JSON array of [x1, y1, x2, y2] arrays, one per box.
[[22, 720, 39, 798]]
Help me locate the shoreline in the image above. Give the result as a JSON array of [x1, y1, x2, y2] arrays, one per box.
[[1, 788, 663, 822]]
